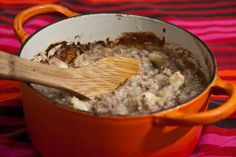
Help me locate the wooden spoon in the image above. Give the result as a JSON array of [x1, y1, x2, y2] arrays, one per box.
[[0, 50, 140, 99]]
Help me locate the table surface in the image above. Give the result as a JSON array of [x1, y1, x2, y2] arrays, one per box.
[[0, 0, 236, 156]]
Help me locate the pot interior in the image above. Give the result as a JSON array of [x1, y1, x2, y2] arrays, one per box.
[[20, 13, 216, 89]]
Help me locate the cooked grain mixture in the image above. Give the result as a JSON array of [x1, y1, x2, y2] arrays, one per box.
[[32, 32, 205, 115]]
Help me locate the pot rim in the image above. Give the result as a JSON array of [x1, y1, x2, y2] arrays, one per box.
[[18, 13, 217, 118]]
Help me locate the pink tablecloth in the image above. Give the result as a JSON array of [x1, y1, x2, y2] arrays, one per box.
[[0, 0, 236, 156]]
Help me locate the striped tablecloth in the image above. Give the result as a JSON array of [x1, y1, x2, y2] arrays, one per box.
[[0, 0, 236, 156]]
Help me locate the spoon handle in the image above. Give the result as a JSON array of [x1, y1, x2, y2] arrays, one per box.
[[0, 50, 68, 86]]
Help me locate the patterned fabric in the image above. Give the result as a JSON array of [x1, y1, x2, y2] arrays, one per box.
[[0, 0, 236, 156]]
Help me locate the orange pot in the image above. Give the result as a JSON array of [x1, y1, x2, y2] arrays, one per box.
[[13, 4, 236, 157]]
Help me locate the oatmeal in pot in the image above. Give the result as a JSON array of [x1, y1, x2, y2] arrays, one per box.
[[32, 32, 206, 115]]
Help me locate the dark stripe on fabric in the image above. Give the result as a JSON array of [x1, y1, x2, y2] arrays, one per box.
[[208, 102, 223, 110], [210, 100, 227, 105], [7, 132, 31, 143], [0, 16, 58, 27], [1, 8, 236, 22], [0, 13, 18, 18], [0, 125, 24, 134], [61, 1, 236, 17], [1, 24, 48, 33], [209, 44, 236, 47], [0, 12, 65, 20], [218, 61, 236, 67], [216, 56, 236, 61], [0, 106, 24, 118], [212, 46, 236, 51], [64, 0, 234, 7], [126, 9, 236, 16], [149, 14, 236, 18], [0, 15, 13, 24], [209, 118, 236, 128], [61, 1, 236, 12], [0, 99, 22, 107], [1, 1, 235, 16], [0, 19, 12, 25], [191, 31, 236, 37], [164, 4, 236, 11], [0, 116, 25, 126], [0, 9, 19, 15], [0, 5, 29, 10], [213, 53, 236, 57], [214, 54, 236, 58]]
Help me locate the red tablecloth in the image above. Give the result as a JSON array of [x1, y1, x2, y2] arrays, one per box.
[[0, 0, 236, 156]]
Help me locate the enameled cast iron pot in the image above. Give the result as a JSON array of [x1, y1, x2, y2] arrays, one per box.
[[13, 4, 236, 157]]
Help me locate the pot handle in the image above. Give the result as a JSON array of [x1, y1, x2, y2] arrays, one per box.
[[13, 4, 79, 43], [154, 76, 236, 125]]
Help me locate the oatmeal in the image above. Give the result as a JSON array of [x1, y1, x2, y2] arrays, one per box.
[[32, 32, 205, 115]]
